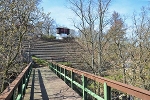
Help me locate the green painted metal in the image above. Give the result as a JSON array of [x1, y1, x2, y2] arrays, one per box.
[[10, 90, 16, 100], [22, 84, 26, 95], [60, 67, 62, 79], [23, 73, 26, 95], [11, 63, 32, 100], [49, 62, 106, 100], [56, 65, 58, 75], [85, 88, 104, 100], [82, 75, 87, 100], [73, 81, 83, 89], [104, 83, 111, 100], [66, 76, 71, 81], [64, 68, 66, 83], [16, 80, 23, 100], [16, 94, 22, 100], [71, 71, 74, 89]]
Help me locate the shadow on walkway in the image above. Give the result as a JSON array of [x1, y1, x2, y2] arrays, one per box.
[[30, 69, 35, 100], [24, 67, 81, 100], [38, 69, 49, 100], [29, 69, 49, 100]]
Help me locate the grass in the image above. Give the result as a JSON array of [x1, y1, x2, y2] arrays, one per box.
[[32, 56, 48, 66], [32, 56, 73, 67], [105, 73, 123, 82], [58, 62, 72, 67], [41, 34, 56, 41]]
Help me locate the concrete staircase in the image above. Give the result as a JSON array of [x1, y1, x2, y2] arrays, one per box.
[[23, 38, 86, 70]]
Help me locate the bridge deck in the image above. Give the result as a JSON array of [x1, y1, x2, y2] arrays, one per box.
[[23, 66, 81, 100]]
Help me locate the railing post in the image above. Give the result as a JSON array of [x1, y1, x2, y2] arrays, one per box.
[[71, 70, 74, 89], [59, 67, 62, 79], [23, 74, 26, 95], [56, 65, 58, 75], [49, 63, 51, 69], [104, 82, 111, 100], [25, 70, 28, 89], [10, 90, 16, 100], [54, 64, 57, 74], [58, 65, 60, 77], [17, 79, 23, 99], [64, 68, 66, 83], [82, 75, 87, 100], [26, 63, 32, 89], [50, 63, 53, 71], [53, 63, 55, 72]]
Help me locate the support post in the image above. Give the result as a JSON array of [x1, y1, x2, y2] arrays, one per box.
[[10, 90, 16, 100], [55, 64, 57, 74], [49, 63, 51, 69], [64, 68, 66, 83], [51, 63, 54, 71], [60, 67, 61, 78], [17, 80, 23, 99], [104, 82, 111, 100], [82, 75, 87, 100], [71, 70, 74, 89], [56, 65, 58, 75], [23, 74, 26, 95], [25, 71, 28, 89]]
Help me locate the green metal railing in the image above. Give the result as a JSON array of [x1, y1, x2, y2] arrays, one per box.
[[0, 62, 32, 100], [1, 61, 149, 100], [49, 62, 150, 100]]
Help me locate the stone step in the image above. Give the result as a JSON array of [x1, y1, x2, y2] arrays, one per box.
[[23, 38, 86, 70]]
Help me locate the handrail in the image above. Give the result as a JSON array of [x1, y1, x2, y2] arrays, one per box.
[[49, 61, 150, 100], [0, 62, 32, 100]]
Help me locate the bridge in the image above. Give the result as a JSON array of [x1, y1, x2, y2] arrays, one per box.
[[0, 61, 150, 100], [0, 39, 150, 100]]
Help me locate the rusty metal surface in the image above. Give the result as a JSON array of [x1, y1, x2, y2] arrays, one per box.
[[52, 62, 150, 100], [23, 67, 82, 100], [0, 62, 32, 100]]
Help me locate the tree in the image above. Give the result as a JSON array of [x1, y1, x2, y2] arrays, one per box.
[[129, 7, 150, 89], [97, 0, 111, 76], [42, 13, 54, 36], [68, 0, 111, 75], [34, 10, 55, 37], [0, 0, 41, 92], [106, 11, 127, 83], [68, 0, 99, 74], [68, 0, 112, 96]]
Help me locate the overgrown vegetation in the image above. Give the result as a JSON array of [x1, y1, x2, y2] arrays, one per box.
[[68, 0, 150, 97], [32, 56, 72, 67], [0, 0, 55, 93], [41, 34, 56, 41], [32, 56, 48, 66], [58, 62, 72, 67], [0, 0, 39, 92]]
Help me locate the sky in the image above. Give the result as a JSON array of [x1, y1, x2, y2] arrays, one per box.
[[40, 0, 150, 30]]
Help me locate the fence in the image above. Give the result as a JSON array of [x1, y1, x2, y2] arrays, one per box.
[[1, 61, 150, 100], [49, 62, 150, 100], [0, 62, 32, 100]]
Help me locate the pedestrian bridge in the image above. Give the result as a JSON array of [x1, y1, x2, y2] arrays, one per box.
[[0, 62, 150, 100]]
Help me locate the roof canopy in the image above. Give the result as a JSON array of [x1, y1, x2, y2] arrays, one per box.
[[56, 27, 70, 35]]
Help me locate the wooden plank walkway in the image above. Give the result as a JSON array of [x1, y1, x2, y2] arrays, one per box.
[[23, 66, 82, 100]]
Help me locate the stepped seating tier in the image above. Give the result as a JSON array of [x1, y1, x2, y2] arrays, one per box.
[[23, 39, 85, 70]]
